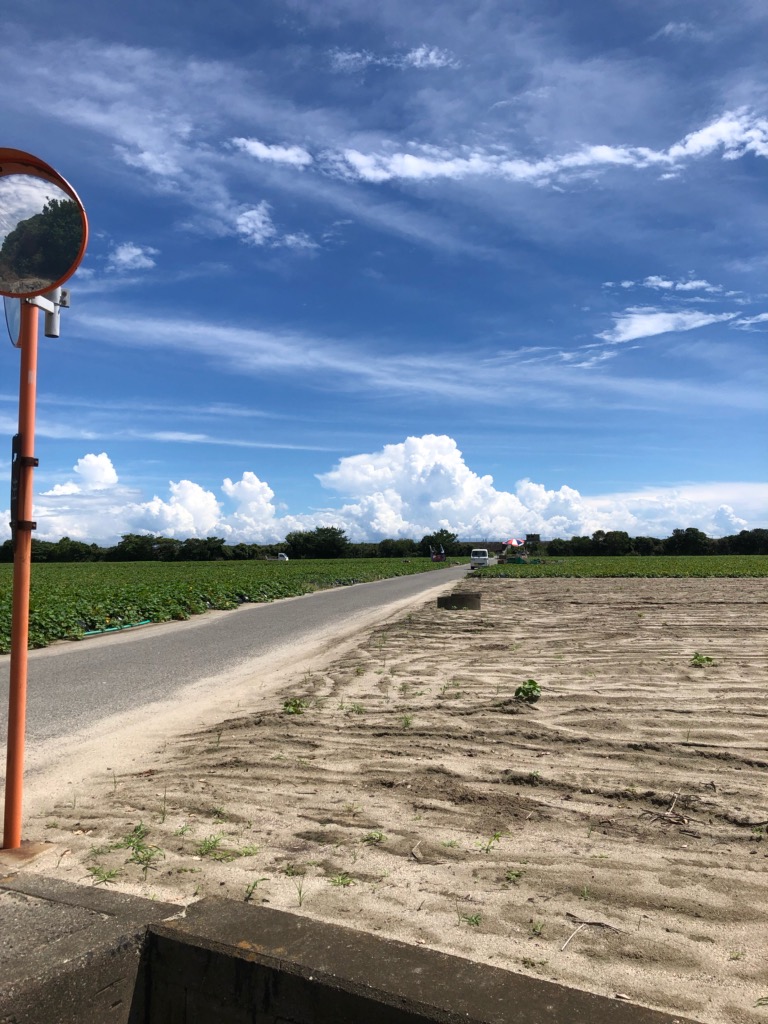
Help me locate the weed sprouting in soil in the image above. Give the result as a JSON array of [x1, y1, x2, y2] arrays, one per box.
[[515, 679, 542, 703], [244, 878, 268, 902], [329, 871, 355, 887], [362, 830, 386, 845], [690, 652, 716, 667], [478, 831, 504, 854], [196, 833, 225, 858], [86, 865, 121, 886], [283, 697, 310, 715]]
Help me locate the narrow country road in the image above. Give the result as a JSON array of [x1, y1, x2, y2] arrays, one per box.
[[0, 565, 468, 753]]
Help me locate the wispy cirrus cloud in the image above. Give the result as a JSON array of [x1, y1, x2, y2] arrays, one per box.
[[70, 307, 762, 413], [329, 44, 459, 72], [608, 276, 725, 294], [597, 308, 737, 343], [230, 137, 313, 167], [336, 108, 768, 185], [734, 312, 768, 330], [651, 22, 712, 42], [235, 201, 317, 250]]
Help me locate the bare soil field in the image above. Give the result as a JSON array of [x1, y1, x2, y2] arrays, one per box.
[[24, 577, 768, 1023]]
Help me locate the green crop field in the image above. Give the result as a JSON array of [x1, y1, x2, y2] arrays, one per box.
[[0, 558, 464, 653], [475, 555, 768, 578]]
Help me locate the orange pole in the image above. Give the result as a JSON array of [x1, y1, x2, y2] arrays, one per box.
[[3, 300, 39, 849]]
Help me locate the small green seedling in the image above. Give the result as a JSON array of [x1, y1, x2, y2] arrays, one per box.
[[401, 713, 413, 729], [86, 865, 120, 886], [283, 697, 310, 715], [196, 833, 225, 858], [293, 877, 306, 906], [117, 822, 151, 852], [515, 679, 542, 703], [505, 868, 523, 884], [130, 844, 164, 879], [329, 871, 355, 887], [690, 652, 715, 668], [479, 831, 504, 854], [238, 844, 261, 858], [362, 830, 386, 845], [530, 919, 545, 937], [244, 878, 269, 902]]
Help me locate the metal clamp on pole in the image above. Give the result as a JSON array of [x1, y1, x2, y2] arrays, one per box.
[[9, 435, 38, 549]]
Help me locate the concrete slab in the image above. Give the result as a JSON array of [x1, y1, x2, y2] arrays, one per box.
[[0, 873, 181, 1024], [146, 899, 702, 1024]]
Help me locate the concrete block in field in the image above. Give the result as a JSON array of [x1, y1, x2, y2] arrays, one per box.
[[437, 593, 481, 610]]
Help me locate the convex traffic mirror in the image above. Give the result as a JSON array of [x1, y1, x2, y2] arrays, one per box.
[[0, 149, 88, 299]]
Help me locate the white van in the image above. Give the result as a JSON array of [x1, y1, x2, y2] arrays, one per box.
[[470, 548, 490, 568]]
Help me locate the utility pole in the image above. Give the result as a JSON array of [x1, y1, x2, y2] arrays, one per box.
[[0, 149, 87, 849]]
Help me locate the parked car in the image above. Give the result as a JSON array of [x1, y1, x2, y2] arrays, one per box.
[[469, 548, 489, 568]]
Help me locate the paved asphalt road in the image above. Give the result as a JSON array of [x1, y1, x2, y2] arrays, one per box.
[[0, 565, 468, 749]]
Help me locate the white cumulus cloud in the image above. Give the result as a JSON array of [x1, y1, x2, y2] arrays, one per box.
[[106, 242, 159, 272], [16, 437, 768, 545], [42, 452, 118, 496]]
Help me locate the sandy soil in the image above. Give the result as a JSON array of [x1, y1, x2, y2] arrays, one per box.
[[14, 577, 768, 1023]]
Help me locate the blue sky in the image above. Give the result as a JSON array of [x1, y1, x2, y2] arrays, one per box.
[[0, 0, 766, 544]]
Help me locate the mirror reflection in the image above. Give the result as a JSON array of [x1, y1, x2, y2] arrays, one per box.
[[4, 296, 21, 347], [0, 175, 85, 296]]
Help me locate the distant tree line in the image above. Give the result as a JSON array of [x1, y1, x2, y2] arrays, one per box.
[[0, 525, 766, 563]]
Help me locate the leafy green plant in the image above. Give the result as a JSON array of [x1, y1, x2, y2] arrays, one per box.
[[515, 679, 542, 703], [690, 652, 716, 667], [329, 871, 355, 887], [237, 844, 261, 857], [478, 830, 504, 854], [505, 868, 523, 884], [401, 713, 413, 729], [530, 919, 545, 937], [347, 703, 365, 715], [86, 865, 120, 886], [283, 697, 310, 715], [196, 833, 225, 858], [116, 822, 151, 852], [130, 844, 164, 879], [362, 830, 386, 845]]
